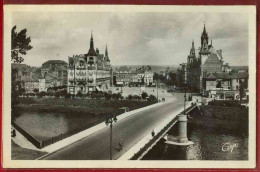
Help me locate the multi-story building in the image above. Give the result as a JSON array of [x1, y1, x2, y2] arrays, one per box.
[[41, 60, 68, 86], [176, 23, 249, 100], [114, 66, 154, 86], [67, 33, 111, 95]]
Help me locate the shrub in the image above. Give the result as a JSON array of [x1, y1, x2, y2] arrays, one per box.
[[76, 91, 83, 98], [148, 94, 157, 101], [54, 92, 61, 98], [112, 93, 118, 100], [141, 92, 148, 100], [117, 93, 123, 100], [132, 95, 141, 100], [39, 91, 47, 97], [128, 94, 133, 100], [60, 90, 67, 97], [104, 92, 112, 100], [65, 93, 72, 99], [208, 100, 241, 107]]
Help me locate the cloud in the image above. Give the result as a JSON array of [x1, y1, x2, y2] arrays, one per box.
[[11, 12, 249, 67]]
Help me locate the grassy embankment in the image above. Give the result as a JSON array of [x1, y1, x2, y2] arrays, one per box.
[[11, 141, 47, 160], [189, 101, 248, 136], [14, 97, 156, 115]]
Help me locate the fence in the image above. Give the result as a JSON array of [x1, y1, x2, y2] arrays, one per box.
[[12, 118, 104, 149], [130, 104, 197, 160], [41, 119, 102, 148], [12, 121, 42, 149]]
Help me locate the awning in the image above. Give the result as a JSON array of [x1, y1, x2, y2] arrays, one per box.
[[96, 86, 101, 91]]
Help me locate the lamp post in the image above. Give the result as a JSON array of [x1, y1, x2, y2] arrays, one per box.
[[156, 80, 159, 102], [105, 114, 117, 160]]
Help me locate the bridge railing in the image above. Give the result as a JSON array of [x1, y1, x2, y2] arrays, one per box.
[[129, 103, 197, 160]]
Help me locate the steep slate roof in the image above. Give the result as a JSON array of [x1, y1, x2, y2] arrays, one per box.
[[203, 53, 222, 66], [86, 33, 97, 56]]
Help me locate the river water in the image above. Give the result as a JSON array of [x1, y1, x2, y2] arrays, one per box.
[[142, 123, 248, 160]]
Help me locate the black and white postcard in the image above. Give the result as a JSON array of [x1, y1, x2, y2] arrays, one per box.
[[2, 5, 256, 168]]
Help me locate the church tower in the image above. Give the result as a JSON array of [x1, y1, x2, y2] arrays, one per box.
[[199, 23, 211, 65]]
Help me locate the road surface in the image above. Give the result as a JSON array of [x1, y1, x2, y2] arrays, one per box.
[[41, 93, 185, 160]]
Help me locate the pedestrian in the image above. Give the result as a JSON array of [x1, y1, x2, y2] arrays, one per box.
[[118, 139, 123, 150], [151, 130, 155, 137]]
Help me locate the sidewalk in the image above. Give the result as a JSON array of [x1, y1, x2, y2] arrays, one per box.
[[12, 129, 42, 151]]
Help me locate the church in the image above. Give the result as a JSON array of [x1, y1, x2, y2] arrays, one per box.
[[184, 23, 232, 92], [67, 33, 112, 95]]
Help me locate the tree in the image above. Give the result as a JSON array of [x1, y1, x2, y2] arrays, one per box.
[[11, 26, 33, 119], [153, 72, 159, 81], [12, 26, 33, 63], [127, 94, 133, 100], [141, 92, 148, 100]]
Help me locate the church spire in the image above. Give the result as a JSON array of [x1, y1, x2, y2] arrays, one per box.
[[105, 44, 110, 62], [190, 40, 195, 55], [90, 31, 94, 50], [201, 22, 209, 48], [105, 45, 108, 56], [87, 31, 97, 56], [203, 21, 206, 32]]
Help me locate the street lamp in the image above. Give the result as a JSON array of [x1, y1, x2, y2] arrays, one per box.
[[156, 80, 159, 102], [184, 84, 187, 115], [105, 114, 117, 160]]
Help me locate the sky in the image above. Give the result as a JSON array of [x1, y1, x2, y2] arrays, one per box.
[[12, 12, 249, 67]]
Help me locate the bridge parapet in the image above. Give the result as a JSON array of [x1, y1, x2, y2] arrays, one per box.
[[123, 103, 197, 160]]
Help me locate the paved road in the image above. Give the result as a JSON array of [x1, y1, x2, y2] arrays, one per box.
[[41, 93, 185, 160]]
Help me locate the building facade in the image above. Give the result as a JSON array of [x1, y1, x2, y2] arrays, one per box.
[[114, 66, 154, 86], [176, 23, 249, 100], [41, 60, 68, 86], [67, 33, 111, 95]]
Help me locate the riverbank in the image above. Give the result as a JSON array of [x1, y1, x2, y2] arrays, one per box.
[[13, 97, 156, 118], [188, 105, 248, 136]]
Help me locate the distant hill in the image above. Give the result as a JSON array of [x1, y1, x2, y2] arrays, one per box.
[[113, 65, 179, 73]]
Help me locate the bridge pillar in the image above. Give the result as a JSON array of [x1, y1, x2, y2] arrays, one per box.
[[165, 114, 194, 146], [178, 114, 188, 143]]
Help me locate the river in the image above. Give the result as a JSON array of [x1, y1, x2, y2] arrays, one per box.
[[142, 122, 248, 160]]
